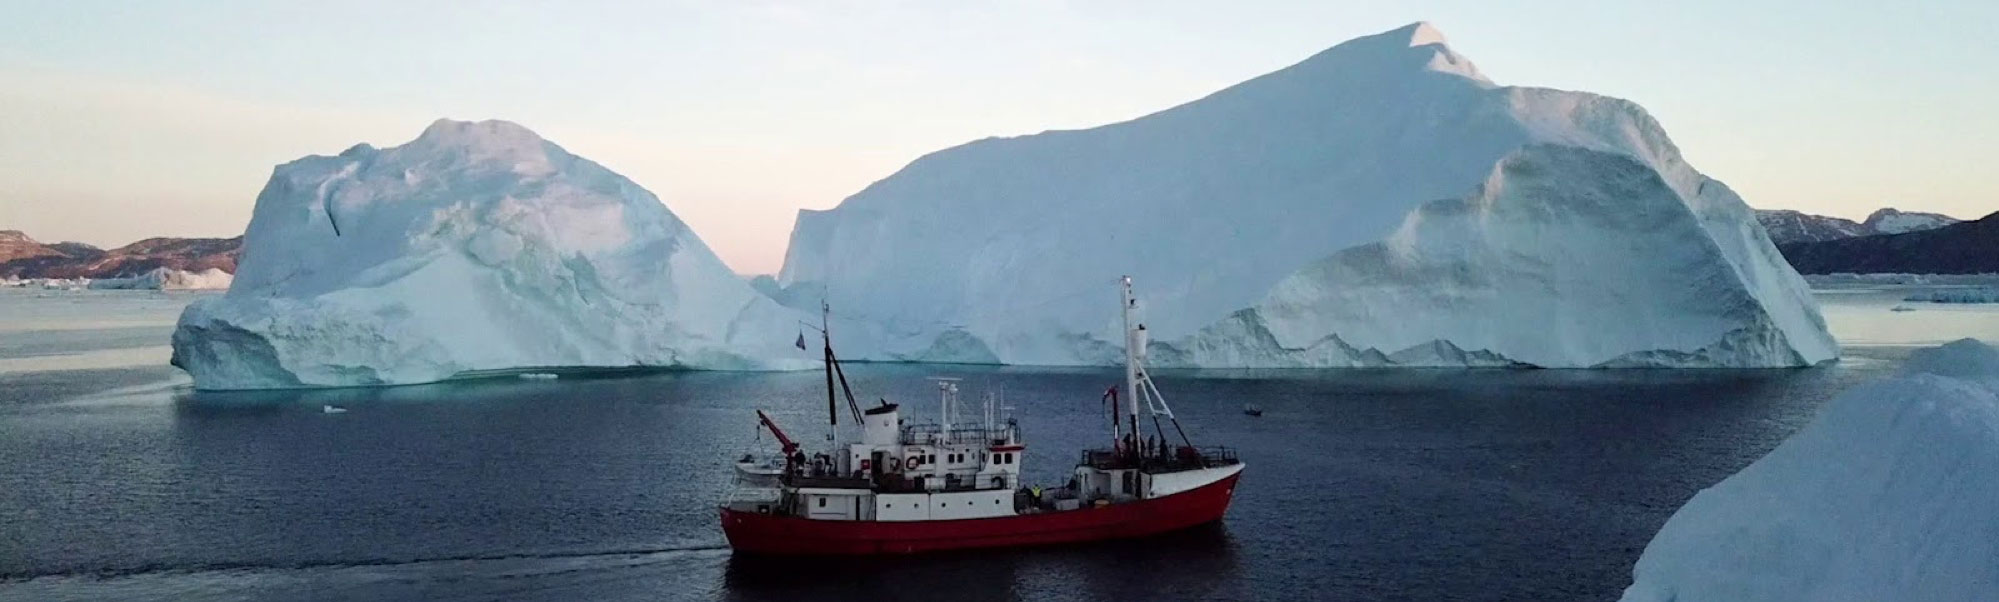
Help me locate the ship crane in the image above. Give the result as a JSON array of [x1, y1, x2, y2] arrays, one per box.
[[755, 409, 800, 457]]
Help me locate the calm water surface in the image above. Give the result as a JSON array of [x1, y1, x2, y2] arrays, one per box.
[[1, 286, 1994, 601]]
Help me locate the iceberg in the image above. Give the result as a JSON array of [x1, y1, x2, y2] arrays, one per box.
[[1904, 286, 1999, 304], [1619, 339, 1999, 601], [775, 22, 1834, 368], [171, 119, 808, 389], [87, 267, 234, 290], [1167, 145, 1828, 367]]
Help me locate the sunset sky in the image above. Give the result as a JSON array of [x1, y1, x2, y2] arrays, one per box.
[[2, 0, 1992, 274]]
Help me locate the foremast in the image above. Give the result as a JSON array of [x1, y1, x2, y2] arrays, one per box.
[[1118, 276, 1192, 454]]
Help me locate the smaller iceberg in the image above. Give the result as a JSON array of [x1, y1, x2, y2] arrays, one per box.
[[1904, 286, 1999, 304], [170, 119, 809, 389], [1619, 338, 1999, 602], [88, 267, 234, 290]]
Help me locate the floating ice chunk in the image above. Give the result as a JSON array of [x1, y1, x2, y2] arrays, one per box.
[[1619, 338, 1999, 601]]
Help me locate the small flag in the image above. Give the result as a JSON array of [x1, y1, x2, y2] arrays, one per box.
[[794, 332, 808, 350]]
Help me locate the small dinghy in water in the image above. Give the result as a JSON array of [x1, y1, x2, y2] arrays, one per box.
[[322, 405, 348, 414], [1243, 404, 1263, 417]]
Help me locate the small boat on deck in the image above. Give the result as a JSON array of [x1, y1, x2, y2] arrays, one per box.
[[719, 276, 1244, 555]]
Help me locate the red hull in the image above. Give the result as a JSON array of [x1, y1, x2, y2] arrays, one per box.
[[721, 473, 1241, 555]]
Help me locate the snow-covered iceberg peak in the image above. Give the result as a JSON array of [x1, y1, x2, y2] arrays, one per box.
[[1619, 338, 1999, 601], [173, 119, 806, 389], [1371, 21, 1488, 84], [1260, 21, 1492, 91]]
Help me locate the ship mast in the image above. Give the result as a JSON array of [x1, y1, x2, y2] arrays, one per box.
[[1120, 276, 1193, 453], [817, 300, 864, 443], [1121, 276, 1141, 452], [822, 300, 837, 442]]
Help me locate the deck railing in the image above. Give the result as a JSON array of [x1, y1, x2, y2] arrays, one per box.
[[1079, 445, 1238, 472], [898, 424, 1013, 447]]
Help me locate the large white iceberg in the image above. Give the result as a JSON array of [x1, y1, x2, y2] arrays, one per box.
[[172, 119, 807, 389], [1619, 338, 1999, 602], [773, 22, 1834, 367]]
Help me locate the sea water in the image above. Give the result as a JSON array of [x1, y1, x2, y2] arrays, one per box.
[[1, 286, 1994, 601]]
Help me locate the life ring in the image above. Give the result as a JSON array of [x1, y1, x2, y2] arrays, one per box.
[[906, 455, 924, 469]]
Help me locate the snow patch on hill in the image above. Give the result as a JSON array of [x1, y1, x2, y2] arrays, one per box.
[[1864, 207, 1959, 234]]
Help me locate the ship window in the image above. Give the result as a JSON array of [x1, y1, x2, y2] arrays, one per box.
[[816, 497, 826, 508]]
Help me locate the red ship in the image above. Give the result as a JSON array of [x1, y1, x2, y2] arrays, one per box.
[[721, 276, 1244, 555]]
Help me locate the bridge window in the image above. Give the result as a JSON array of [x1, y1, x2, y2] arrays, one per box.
[[817, 497, 826, 508]]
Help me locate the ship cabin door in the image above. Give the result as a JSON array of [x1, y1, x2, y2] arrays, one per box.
[[870, 450, 886, 480]]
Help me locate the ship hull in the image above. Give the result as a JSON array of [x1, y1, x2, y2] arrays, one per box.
[[721, 467, 1241, 555]]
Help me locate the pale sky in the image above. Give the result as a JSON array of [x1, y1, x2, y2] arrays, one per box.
[[2, 0, 1993, 275]]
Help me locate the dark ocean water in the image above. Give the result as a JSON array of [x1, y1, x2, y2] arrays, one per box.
[[1, 289, 1972, 601], [0, 360, 1898, 601]]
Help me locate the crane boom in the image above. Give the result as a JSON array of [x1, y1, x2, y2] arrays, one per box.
[[755, 410, 800, 456]]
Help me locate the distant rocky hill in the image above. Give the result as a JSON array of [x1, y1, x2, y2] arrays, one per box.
[[0, 230, 64, 264], [1778, 211, 1998, 274], [1755, 211, 1868, 244], [0, 231, 242, 279], [1755, 207, 1959, 245]]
